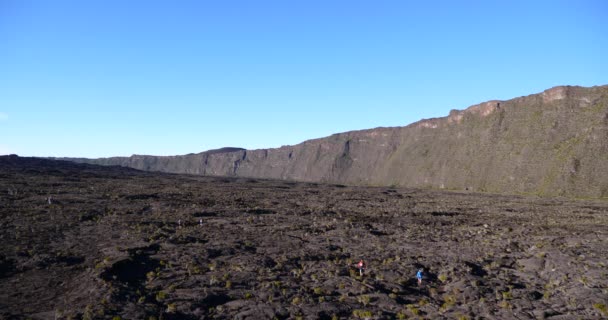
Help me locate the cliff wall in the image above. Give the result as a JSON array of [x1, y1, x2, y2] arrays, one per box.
[[65, 85, 608, 198]]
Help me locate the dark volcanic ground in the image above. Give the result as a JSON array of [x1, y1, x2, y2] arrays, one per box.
[[1, 156, 607, 320]]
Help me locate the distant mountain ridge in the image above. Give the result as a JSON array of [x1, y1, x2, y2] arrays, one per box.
[[61, 85, 608, 198]]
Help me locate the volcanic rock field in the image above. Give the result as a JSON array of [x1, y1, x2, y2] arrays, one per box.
[[1, 156, 607, 319]]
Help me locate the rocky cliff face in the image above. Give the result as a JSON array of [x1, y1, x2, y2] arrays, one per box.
[[65, 85, 608, 198]]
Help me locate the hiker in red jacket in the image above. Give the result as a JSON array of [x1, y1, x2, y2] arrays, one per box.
[[356, 259, 366, 276]]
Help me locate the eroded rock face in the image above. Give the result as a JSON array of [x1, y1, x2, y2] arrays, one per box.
[[63, 85, 608, 198], [543, 86, 567, 103]]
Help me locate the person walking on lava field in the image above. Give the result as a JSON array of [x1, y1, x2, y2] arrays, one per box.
[[416, 268, 424, 286], [356, 259, 366, 276]]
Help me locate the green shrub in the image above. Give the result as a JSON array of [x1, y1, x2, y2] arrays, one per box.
[[155, 291, 167, 302], [352, 309, 373, 318], [146, 271, 155, 281], [407, 304, 419, 315], [358, 295, 370, 306], [443, 294, 456, 306], [166, 303, 176, 312], [594, 303, 607, 316]]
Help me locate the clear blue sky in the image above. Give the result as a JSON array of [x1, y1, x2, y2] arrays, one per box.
[[1, 0, 606, 157]]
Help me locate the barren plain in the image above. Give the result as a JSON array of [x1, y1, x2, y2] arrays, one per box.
[[1, 156, 607, 319]]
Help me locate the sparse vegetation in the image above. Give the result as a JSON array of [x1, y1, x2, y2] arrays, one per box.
[[358, 295, 371, 306], [155, 291, 167, 302], [2, 156, 607, 319], [407, 304, 420, 316], [166, 303, 176, 312], [593, 303, 607, 316], [352, 310, 373, 318]]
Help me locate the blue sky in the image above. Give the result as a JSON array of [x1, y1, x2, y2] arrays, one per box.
[[1, 0, 606, 157]]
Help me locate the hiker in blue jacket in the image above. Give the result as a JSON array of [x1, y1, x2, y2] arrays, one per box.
[[416, 268, 424, 285]]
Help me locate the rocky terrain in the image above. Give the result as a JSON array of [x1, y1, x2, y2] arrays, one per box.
[[2, 156, 607, 319], [63, 85, 608, 199]]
